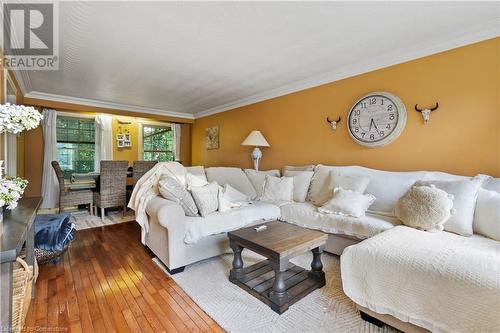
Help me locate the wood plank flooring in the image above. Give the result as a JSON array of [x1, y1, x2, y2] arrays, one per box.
[[24, 221, 224, 333]]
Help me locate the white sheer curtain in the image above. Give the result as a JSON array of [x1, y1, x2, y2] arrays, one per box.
[[94, 115, 113, 171], [40, 109, 58, 208], [172, 123, 181, 162]]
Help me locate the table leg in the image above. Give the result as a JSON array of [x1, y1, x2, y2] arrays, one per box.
[[311, 246, 326, 284], [1, 261, 13, 332], [26, 221, 36, 297], [229, 239, 244, 280], [270, 259, 289, 307]]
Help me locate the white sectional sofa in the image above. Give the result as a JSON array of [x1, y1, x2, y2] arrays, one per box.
[[140, 163, 500, 332]]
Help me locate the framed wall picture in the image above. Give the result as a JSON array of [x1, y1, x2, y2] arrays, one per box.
[[117, 140, 125, 148], [117, 134, 125, 141], [206, 126, 219, 150]]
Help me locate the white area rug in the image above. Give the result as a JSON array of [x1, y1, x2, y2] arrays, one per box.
[[154, 251, 398, 333], [71, 210, 136, 230]]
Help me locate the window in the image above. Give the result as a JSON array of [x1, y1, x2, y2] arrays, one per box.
[[56, 116, 95, 178], [142, 124, 174, 162]]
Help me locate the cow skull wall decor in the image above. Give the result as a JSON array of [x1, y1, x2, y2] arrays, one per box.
[[326, 116, 341, 132], [415, 103, 439, 124]]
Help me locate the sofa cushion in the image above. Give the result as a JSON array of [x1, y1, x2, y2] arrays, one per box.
[[280, 202, 398, 239], [244, 169, 280, 198], [415, 178, 483, 236], [283, 170, 314, 202], [184, 202, 280, 244], [341, 226, 500, 333], [483, 177, 500, 192], [309, 165, 427, 215], [474, 188, 500, 241], [282, 165, 315, 174], [185, 166, 207, 182], [206, 167, 257, 199]]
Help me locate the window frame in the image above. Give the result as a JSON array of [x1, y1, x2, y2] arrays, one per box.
[[138, 121, 174, 162], [56, 112, 96, 178]]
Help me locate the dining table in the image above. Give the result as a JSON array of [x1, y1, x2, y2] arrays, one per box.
[[68, 171, 135, 191]]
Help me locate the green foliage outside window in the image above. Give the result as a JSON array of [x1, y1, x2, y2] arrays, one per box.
[[56, 116, 95, 178], [143, 125, 174, 162]]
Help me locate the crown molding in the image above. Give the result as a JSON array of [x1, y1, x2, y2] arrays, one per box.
[[194, 20, 500, 118], [23, 91, 195, 119]]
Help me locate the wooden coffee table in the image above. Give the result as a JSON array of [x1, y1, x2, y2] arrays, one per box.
[[228, 221, 328, 314]]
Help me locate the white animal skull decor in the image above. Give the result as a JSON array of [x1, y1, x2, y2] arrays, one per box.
[[326, 116, 341, 133], [415, 103, 439, 125], [421, 109, 431, 124]]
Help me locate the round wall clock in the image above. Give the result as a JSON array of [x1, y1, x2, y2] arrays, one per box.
[[347, 91, 407, 147]]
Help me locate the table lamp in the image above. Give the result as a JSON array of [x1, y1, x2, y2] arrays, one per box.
[[241, 130, 270, 171]]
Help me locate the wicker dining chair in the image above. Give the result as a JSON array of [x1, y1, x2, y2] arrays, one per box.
[[94, 160, 129, 220], [51, 161, 93, 214], [132, 160, 158, 182]]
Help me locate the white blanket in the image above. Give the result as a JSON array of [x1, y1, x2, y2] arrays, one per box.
[[128, 162, 186, 241], [341, 226, 500, 333]]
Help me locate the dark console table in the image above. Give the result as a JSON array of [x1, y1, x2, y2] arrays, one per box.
[[0, 197, 42, 332]]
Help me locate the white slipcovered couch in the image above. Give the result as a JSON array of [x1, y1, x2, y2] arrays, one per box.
[[139, 163, 500, 332]]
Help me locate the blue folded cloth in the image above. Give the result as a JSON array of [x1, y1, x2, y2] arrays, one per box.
[[34, 213, 76, 252]]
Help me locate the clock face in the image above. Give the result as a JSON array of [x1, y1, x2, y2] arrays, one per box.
[[347, 92, 407, 147]]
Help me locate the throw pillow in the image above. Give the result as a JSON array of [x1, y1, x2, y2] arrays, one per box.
[[218, 184, 252, 212], [314, 171, 370, 206], [318, 187, 375, 218], [283, 170, 314, 202], [190, 182, 220, 217], [395, 185, 454, 232], [415, 178, 483, 236], [473, 188, 500, 241], [244, 169, 280, 198], [261, 175, 294, 203], [185, 166, 208, 182], [158, 175, 198, 217]]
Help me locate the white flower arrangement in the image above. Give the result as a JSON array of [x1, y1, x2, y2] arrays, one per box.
[[0, 177, 28, 210], [0, 103, 43, 134]]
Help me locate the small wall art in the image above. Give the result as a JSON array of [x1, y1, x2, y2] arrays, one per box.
[[206, 126, 219, 150]]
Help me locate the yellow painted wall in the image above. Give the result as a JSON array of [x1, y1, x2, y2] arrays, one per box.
[[192, 38, 500, 177], [112, 116, 140, 165]]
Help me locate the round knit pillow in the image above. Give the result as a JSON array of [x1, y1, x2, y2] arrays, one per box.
[[395, 184, 454, 231]]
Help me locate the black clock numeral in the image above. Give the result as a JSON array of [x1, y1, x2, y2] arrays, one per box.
[[354, 110, 361, 116], [361, 132, 366, 138], [381, 99, 385, 106], [354, 127, 359, 133], [369, 98, 376, 105], [387, 105, 393, 111], [389, 114, 395, 121], [386, 124, 391, 130], [379, 131, 384, 137], [360, 102, 367, 109], [370, 134, 375, 140], [352, 119, 357, 124]]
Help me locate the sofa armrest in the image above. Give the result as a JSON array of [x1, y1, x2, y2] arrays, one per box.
[[146, 196, 187, 233]]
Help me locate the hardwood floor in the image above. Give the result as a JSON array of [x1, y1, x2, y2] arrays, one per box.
[[24, 221, 224, 333]]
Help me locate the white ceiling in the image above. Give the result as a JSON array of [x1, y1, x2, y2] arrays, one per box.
[[17, 1, 500, 119]]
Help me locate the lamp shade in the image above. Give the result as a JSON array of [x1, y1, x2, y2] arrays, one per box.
[[241, 130, 270, 147]]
